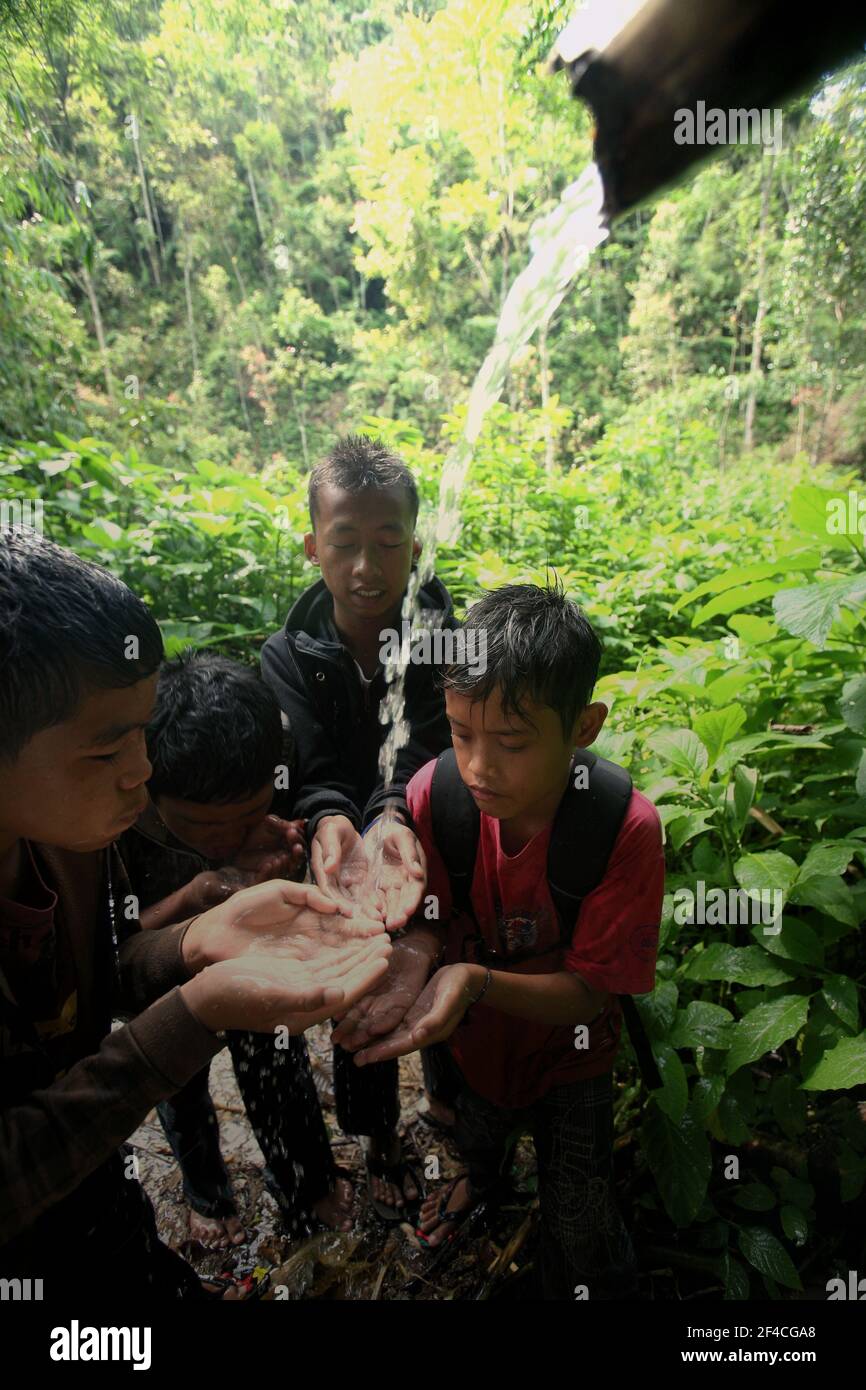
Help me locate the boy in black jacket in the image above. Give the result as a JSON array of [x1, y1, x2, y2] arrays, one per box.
[[261, 434, 458, 1217]]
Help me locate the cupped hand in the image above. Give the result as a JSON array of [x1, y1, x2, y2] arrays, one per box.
[[353, 963, 475, 1066], [362, 820, 427, 930], [182, 878, 386, 975], [182, 932, 393, 1036], [310, 815, 369, 907], [331, 934, 433, 1052]]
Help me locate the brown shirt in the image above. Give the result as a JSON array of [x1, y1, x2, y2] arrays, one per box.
[[0, 841, 222, 1248]]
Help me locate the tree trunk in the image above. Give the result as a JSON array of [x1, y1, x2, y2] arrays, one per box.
[[744, 147, 774, 451], [182, 252, 200, 377], [80, 262, 114, 398], [131, 118, 161, 286], [539, 323, 555, 474], [246, 161, 266, 244]]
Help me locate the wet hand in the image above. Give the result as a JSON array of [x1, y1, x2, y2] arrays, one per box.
[[331, 935, 433, 1051], [181, 933, 393, 1036], [232, 815, 307, 882], [181, 879, 387, 975], [362, 820, 427, 930], [353, 963, 475, 1065]]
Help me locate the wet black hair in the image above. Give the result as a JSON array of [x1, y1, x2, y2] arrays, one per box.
[[0, 531, 164, 762], [146, 651, 283, 805], [442, 581, 602, 739], [308, 433, 419, 527]]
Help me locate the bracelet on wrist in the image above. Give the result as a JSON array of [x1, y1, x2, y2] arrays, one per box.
[[469, 967, 492, 1006]]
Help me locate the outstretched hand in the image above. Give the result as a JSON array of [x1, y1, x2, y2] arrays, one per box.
[[182, 934, 393, 1037], [353, 963, 476, 1066], [182, 878, 386, 974], [362, 819, 427, 930], [230, 815, 307, 883], [331, 933, 434, 1052]]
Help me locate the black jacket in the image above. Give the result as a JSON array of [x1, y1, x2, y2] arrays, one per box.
[[260, 574, 458, 834]]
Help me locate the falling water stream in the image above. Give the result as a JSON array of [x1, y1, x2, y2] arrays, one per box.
[[354, 163, 609, 898]]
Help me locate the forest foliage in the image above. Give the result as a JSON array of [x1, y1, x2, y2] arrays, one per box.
[[2, 0, 866, 1296]]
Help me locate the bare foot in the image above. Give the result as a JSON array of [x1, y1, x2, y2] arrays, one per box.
[[417, 1174, 473, 1248], [312, 1175, 355, 1232], [188, 1207, 246, 1249], [365, 1132, 419, 1212]]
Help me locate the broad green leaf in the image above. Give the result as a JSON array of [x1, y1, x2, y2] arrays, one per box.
[[728, 613, 780, 643], [801, 1031, 866, 1090], [726, 996, 810, 1075], [821, 974, 860, 1032], [684, 944, 793, 986], [790, 482, 863, 552], [651, 1043, 689, 1123], [733, 1182, 776, 1212], [773, 575, 866, 650], [788, 874, 859, 926], [734, 851, 799, 901], [641, 1102, 711, 1228], [668, 1001, 735, 1050], [737, 1227, 802, 1290], [693, 704, 747, 769], [690, 1075, 726, 1123], [729, 764, 757, 834], [797, 842, 855, 881], [719, 1253, 751, 1301], [841, 675, 866, 732], [693, 580, 783, 627], [857, 751, 866, 798], [668, 809, 717, 851], [649, 728, 708, 779], [634, 979, 678, 1040], [751, 917, 824, 968], [671, 555, 821, 613]]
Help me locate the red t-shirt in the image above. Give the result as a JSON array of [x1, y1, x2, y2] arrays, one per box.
[[407, 759, 664, 1108]]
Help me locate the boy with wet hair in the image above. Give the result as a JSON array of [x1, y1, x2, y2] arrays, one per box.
[[335, 582, 664, 1298], [261, 432, 458, 1218], [119, 653, 353, 1246], [0, 532, 390, 1296]]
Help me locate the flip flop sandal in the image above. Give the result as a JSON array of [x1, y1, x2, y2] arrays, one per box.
[[366, 1155, 425, 1225], [415, 1175, 476, 1251], [199, 1268, 270, 1301]]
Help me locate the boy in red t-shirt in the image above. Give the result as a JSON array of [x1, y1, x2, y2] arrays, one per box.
[[333, 582, 664, 1300]]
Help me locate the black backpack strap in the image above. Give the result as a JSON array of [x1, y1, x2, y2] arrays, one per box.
[[429, 748, 480, 918], [549, 750, 662, 1092]]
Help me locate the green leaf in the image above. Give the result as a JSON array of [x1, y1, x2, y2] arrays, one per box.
[[733, 1182, 776, 1212], [672, 555, 820, 613], [693, 580, 783, 627], [780, 1205, 809, 1246], [668, 1002, 735, 1050], [651, 1043, 689, 1123], [751, 917, 824, 968], [649, 728, 708, 779], [634, 979, 678, 1040], [737, 1226, 802, 1290], [821, 974, 860, 1032], [801, 1031, 866, 1090], [684, 944, 794, 986], [734, 850, 799, 903], [719, 1253, 751, 1301], [693, 705, 747, 769], [788, 874, 858, 926], [729, 764, 757, 834], [841, 675, 866, 732], [641, 1101, 712, 1228], [725, 996, 810, 1075], [857, 751, 866, 799], [690, 1075, 726, 1123], [797, 842, 855, 881], [668, 809, 717, 851], [773, 575, 866, 650], [790, 482, 862, 552]]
